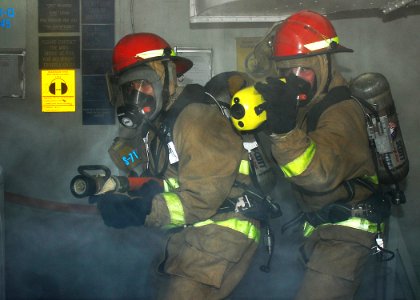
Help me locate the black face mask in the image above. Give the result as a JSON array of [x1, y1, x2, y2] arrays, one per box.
[[277, 68, 317, 105], [117, 89, 156, 128], [116, 77, 159, 128]]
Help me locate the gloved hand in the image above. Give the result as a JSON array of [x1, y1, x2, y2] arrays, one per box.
[[254, 76, 307, 134], [128, 179, 163, 199], [89, 193, 153, 228]]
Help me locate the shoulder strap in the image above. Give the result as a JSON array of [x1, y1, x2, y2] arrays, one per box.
[[306, 86, 351, 133], [298, 86, 381, 201], [151, 84, 212, 174], [162, 84, 212, 136], [294, 86, 355, 198]]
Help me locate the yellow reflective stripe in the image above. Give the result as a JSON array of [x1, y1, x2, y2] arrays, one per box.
[[304, 36, 340, 51], [194, 218, 260, 242], [239, 159, 250, 175], [303, 218, 384, 237], [280, 140, 316, 177], [364, 174, 379, 185], [164, 177, 180, 192], [162, 192, 185, 226], [303, 221, 315, 237], [134, 48, 176, 60]]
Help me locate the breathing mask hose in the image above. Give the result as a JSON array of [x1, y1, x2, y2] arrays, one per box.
[[142, 58, 172, 178], [143, 117, 169, 178], [260, 224, 274, 273]]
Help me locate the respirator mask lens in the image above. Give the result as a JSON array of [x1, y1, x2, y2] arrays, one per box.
[[117, 79, 157, 128], [277, 67, 316, 88], [276, 66, 316, 103]]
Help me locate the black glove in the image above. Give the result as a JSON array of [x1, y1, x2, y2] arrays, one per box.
[[255, 76, 307, 134], [128, 179, 163, 199], [89, 193, 153, 228]]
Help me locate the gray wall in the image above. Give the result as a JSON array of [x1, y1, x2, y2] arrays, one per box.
[[0, 0, 419, 298], [0, 167, 4, 300]]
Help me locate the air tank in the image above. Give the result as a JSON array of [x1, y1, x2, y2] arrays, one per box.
[[350, 72, 409, 184]]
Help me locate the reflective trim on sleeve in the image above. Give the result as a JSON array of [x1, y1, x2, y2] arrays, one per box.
[[303, 218, 384, 237], [280, 140, 316, 178], [363, 174, 379, 185], [239, 159, 250, 175], [194, 218, 260, 242], [162, 192, 185, 226], [164, 177, 180, 192]]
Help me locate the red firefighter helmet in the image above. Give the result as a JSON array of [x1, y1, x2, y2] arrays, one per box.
[[112, 32, 192, 75], [272, 10, 353, 60]]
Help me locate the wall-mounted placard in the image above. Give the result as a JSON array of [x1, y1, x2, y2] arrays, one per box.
[[81, 0, 115, 125], [82, 75, 114, 124], [81, 50, 112, 75], [38, 0, 79, 33], [41, 69, 75, 112], [82, 0, 114, 24], [82, 75, 108, 101], [82, 25, 114, 49], [39, 36, 80, 69]]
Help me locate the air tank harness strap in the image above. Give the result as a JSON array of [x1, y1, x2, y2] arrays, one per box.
[[306, 86, 351, 133]]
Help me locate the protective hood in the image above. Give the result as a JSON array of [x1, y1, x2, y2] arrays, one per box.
[[275, 54, 348, 108]]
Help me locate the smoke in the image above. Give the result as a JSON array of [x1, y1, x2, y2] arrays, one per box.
[[4, 176, 411, 299], [0, 105, 119, 202], [0, 103, 302, 300], [4, 180, 306, 300], [5, 202, 167, 300], [1, 103, 307, 299]]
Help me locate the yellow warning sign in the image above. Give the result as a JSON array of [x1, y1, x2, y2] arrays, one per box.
[[41, 70, 76, 112]]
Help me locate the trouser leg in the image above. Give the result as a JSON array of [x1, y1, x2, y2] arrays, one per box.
[[296, 227, 374, 300], [158, 241, 258, 300], [296, 268, 359, 300], [159, 276, 211, 300], [210, 241, 258, 299]]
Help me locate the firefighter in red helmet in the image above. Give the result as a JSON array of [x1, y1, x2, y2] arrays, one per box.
[[253, 10, 390, 299], [91, 32, 261, 299]]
